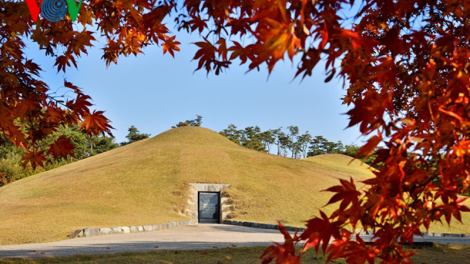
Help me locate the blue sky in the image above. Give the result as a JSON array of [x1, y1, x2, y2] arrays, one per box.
[[25, 22, 363, 146]]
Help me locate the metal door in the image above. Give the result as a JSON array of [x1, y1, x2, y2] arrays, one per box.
[[198, 192, 220, 223]]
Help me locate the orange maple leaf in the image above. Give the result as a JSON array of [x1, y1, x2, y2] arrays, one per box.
[[162, 36, 181, 57], [80, 110, 114, 136]]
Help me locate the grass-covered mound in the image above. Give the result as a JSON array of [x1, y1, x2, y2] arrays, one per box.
[[0, 127, 468, 245]]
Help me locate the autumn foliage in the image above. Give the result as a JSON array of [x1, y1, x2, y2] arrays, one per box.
[[0, 0, 180, 168], [2, 0, 470, 263]]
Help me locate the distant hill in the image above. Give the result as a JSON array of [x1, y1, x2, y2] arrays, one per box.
[[0, 127, 468, 245]]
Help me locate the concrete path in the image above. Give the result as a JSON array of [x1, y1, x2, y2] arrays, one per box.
[[0, 224, 286, 259], [1, 224, 470, 259]]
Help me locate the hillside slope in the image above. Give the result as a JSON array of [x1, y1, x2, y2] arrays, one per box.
[[0, 127, 467, 245]]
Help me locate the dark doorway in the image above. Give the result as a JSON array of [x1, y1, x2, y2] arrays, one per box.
[[198, 192, 220, 223]]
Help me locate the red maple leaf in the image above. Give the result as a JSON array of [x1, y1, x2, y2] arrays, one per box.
[[22, 150, 47, 170], [324, 177, 361, 211], [261, 222, 301, 264], [300, 211, 342, 254], [47, 136, 76, 160]]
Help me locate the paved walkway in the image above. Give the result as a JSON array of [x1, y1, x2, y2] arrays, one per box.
[[1, 224, 470, 259], [0, 224, 286, 259]]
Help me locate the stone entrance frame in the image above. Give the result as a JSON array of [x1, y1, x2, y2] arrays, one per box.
[[187, 183, 230, 223]]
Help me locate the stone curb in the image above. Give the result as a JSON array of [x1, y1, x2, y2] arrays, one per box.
[[69, 219, 198, 238], [356, 230, 470, 238], [419, 232, 470, 238], [222, 220, 470, 238], [222, 220, 306, 232]]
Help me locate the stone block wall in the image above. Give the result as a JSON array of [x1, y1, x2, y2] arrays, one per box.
[[186, 183, 231, 222]]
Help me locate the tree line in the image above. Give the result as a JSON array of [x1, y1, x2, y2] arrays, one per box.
[[167, 116, 368, 162], [219, 124, 369, 161]]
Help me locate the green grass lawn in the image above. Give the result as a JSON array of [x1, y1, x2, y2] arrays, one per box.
[[0, 244, 468, 264]]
